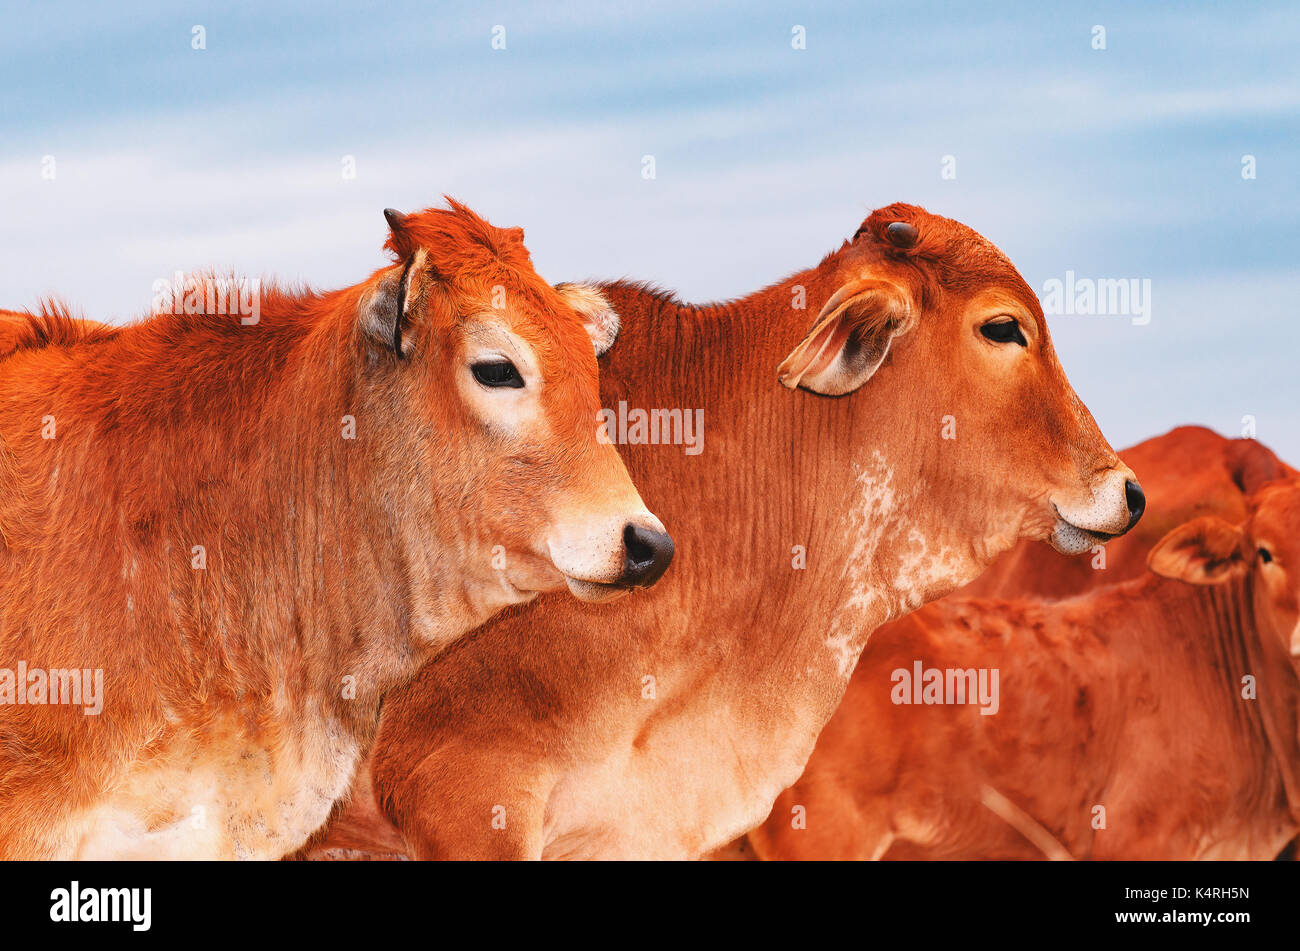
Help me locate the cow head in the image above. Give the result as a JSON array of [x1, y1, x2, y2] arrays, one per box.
[[358, 200, 672, 626], [776, 202, 1143, 592], [1149, 479, 1300, 663]]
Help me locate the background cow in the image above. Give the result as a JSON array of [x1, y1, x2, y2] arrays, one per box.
[[304, 201, 1143, 860], [0, 200, 670, 859], [745, 477, 1300, 860]]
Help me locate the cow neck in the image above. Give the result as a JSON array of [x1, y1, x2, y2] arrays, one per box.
[[26, 288, 418, 733], [1118, 575, 1300, 825], [231, 287, 431, 723], [598, 262, 934, 680]]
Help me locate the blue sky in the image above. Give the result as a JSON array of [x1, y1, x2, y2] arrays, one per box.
[[2, 0, 1297, 460]]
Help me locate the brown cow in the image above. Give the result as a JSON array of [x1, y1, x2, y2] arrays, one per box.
[[306, 201, 1143, 860], [959, 425, 1296, 600], [746, 479, 1300, 861], [0, 199, 672, 859]]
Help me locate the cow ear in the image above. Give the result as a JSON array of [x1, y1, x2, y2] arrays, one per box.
[[360, 208, 424, 358], [1224, 438, 1295, 495], [362, 244, 430, 358], [555, 282, 620, 356], [777, 278, 912, 396], [1147, 516, 1249, 585]]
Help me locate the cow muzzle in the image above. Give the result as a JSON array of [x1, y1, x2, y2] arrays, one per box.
[[1048, 470, 1145, 555], [547, 513, 675, 602], [617, 523, 675, 588]]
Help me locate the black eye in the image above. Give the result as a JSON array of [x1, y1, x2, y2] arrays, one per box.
[[471, 361, 524, 389], [980, 319, 1028, 347], [1258, 547, 1274, 564]]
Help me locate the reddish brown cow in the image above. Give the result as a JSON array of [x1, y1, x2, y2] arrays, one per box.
[[746, 480, 1300, 861], [306, 202, 1142, 860], [959, 426, 1296, 600], [0, 200, 671, 859]]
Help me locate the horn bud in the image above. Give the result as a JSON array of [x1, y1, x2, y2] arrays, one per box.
[[383, 208, 416, 259], [885, 221, 918, 248]]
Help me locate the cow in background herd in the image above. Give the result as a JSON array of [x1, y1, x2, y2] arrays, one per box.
[[304, 202, 1144, 860]]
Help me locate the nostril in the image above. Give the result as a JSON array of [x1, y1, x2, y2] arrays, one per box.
[[623, 523, 655, 572], [1124, 479, 1146, 529], [620, 523, 675, 588]]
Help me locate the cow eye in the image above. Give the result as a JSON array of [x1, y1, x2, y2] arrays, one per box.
[[1258, 546, 1274, 564], [980, 319, 1027, 347], [471, 360, 524, 389]]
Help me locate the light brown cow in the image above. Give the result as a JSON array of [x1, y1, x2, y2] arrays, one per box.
[[746, 479, 1300, 861], [959, 425, 1296, 600], [0, 200, 671, 859], [306, 202, 1143, 860]]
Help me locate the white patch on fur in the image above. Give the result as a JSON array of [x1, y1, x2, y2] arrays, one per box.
[[823, 453, 972, 679], [824, 453, 898, 678], [69, 702, 361, 860], [889, 527, 968, 615]]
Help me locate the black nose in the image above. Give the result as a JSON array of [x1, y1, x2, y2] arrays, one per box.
[[619, 523, 674, 588], [1124, 479, 1145, 531]]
